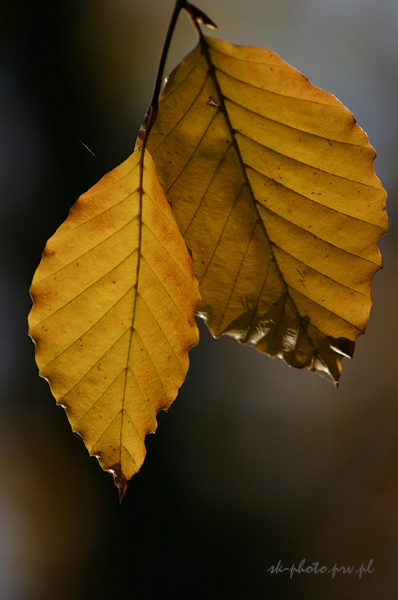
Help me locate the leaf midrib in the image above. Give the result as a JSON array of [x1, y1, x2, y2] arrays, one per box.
[[120, 149, 145, 471], [198, 34, 300, 325]]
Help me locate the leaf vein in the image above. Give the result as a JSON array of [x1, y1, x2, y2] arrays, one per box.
[[42, 286, 135, 368], [210, 58, 343, 107], [286, 284, 363, 332], [236, 131, 379, 190], [37, 215, 139, 286], [34, 249, 138, 325], [125, 368, 158, 432], [256, 203, 380, 265], [71, 368, 127, 431], [223, 94, 365, 147], [215, 217, 261, 334], [244, 164, 384, 230], [182, 141, 233, 236], [163, 106, 220, 195], [136, 294, 185, 370], [151, 71, 211, 154], [272, 243, 370, 296]]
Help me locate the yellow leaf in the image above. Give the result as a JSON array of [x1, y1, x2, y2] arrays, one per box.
[[147, 36, 387, 383], [29, 149, 200, 498]]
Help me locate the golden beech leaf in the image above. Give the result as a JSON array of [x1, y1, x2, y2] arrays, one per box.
[[147, 36, 387, 383], [28, 149, 200, 499]]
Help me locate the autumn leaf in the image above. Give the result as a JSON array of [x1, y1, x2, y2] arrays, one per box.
[[147, 35, 387, 383], [28, 149, 200, 498]]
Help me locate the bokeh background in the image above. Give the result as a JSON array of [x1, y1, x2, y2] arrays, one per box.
[[1, 0, 398, 598]]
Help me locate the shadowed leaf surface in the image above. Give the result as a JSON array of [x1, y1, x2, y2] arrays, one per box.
[[29, 149, 200, 498], [147, 36, 387, 383]]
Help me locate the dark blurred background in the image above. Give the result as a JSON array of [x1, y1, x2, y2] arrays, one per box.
[[1, 0, 398, 598]]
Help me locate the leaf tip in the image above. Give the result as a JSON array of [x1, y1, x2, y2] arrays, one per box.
[[117, 478, 128, 503], [107, 465, 128, 502]]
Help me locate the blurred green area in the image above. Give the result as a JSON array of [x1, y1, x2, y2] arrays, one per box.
[[1, 0, 398, 598]]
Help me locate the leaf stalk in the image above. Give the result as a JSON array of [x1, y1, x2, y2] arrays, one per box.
[[136, 0, 188, 151], [135, 0, 216, 152]]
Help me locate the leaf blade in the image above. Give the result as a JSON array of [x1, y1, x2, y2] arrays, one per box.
[[29, 149, 200, 497], [148, 36, 387, 383]]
